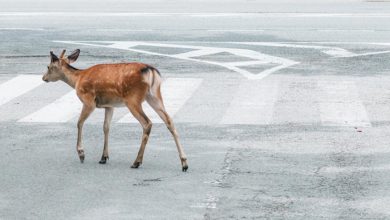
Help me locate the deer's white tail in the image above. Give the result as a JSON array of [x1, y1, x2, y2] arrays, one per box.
[[143, 66, 162, 97]]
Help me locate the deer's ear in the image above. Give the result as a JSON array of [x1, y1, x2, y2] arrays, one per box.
[[67, 49, 80, 63], [50, 51, 59, 63]]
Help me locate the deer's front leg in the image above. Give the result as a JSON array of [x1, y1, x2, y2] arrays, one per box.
[[76, 104, 95, 163], [99, 107, 114, 164]]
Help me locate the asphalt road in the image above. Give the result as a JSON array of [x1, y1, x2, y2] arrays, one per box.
[[1, 1, 390, 219]]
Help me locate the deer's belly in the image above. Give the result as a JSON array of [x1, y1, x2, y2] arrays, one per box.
[[95, 96, 126, 108]]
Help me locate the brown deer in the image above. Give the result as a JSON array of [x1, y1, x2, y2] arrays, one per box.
[[42, 49, 188, 171]]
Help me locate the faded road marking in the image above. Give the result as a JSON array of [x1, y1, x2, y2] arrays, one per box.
[[220, 80, 279, 124], [318, 81, 371, 127]]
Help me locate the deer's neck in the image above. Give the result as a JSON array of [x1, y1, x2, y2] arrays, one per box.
[[61, 64, 80, 89]]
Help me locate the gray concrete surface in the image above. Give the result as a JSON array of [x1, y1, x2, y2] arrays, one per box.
[[1, 1, 390, 219]]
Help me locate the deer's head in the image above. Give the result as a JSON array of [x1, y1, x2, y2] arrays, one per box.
[[42, 49, 80, 82]]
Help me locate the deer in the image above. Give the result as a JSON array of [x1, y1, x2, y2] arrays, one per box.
[[42, 49, 188, 172]]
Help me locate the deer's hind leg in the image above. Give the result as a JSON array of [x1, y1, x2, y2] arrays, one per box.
[[125, 97, 152, 169], [146, 91, 188, 172], [99, 107, 114, 164]]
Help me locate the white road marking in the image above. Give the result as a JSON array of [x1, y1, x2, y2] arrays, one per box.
[[95, 29, 153, 32], [56, 40, 299, 80], [56, 41, 390, 81], [107, 42, 140, 49], [2, 12, 390, 18], [224, 60, 268, 66], [231, 42, 387, 58], [117, 78, 202, 123], [173, 49, 222, 59], [19, 90, 81, 123], [0, 75, 43, 106], [220, 80, 279, 124], [316, 29, 376, 32], [371, 43, 390, 46], [318, 81, 371, 127], [0, 28, 45, 31], [340, 50, 390, 57], [272, 80, 320, 125], [206, 29, 265, 32]]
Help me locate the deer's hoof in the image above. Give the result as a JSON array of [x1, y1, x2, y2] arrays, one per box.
[[181, 158, 188, 172], [131, 162, 141, 169], [99, 156, 109, 164], [78, 150, 85, 163]]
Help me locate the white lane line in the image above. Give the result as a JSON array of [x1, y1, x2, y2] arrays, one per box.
[[0, 75, 43, 106], [220, 80, 279, 125], [0, 28, 45, 31], [224, 60, 268, 66], [206, 29, 265, 32], [3, 12, 390, 18], [117, 78, 202, 123], [19, 90, 81, 123], [341, 50, 390, 57], [107, 42, 140, 49], [173, 49, 222, 59], [318, 81, 371, 127], [95, 29, 153, 32], [232, 42, 356, 57], [230, 42, 390, 58], [316, 29, 376, 32]]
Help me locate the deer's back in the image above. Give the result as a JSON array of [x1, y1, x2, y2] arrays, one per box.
[[76, 62, 151, 106]]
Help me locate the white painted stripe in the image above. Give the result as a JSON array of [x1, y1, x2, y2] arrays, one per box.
[[117, 78, 202, 123], [0, 75, 43, 106], [0, 28, 45, 31], [220, 80, 279, 124], [232, 42, 356, 57], [318, 81, 371, 127], [3, 12, 390, 18], [173, 49, 221, 58], [224, 60, 268, 66], [233, 42, 390, 57], [341, 50, 390, 58], [316, 29, 376, 32], [19, 90, 81, 122], [206, 29, 265, 32], [108, 42, 140, 49], [95, 29, 153, 32]]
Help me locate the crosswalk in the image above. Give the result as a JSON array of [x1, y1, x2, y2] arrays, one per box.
[[0, 74, 373, 127], [19, 90, 81, 123], [220, 80, 279, 124], [117, 78, 203, 123], [0, 75, 43, 106], [317, 81, 371, 127]]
